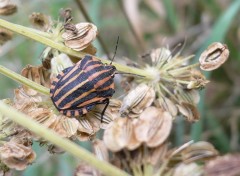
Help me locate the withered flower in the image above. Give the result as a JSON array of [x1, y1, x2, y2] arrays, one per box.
[[0, 139, 36, 170], [62, 22, 98, 51], [134, 47, 207, 122]]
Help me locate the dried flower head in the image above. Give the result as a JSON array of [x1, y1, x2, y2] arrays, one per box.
[[199, 42, 229, 71], [62, 22, 98, 51], [134, 47, 206, 122]]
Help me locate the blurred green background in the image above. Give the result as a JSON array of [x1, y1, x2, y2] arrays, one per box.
[[0, 0, 240, 175]]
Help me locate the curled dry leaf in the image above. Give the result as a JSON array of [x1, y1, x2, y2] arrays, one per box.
[[181, 141, 219, 164], [29, 12, 52, 31], [0, 141, 36, 170], [204, 154, 240, 176], [199, 42, 229, 71], [134, 106, 172, 147], [62, 22, 98, 51], [120, 83, 155, 117], [0, 27, 13, 45]]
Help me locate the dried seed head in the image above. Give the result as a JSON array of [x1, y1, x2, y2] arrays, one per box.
[[120, 83, 155, 117], [187, 70, 210, 89], [62, 22, 98, 51], [0, 27, 13, 45], [0, 1, 17, 15], [204, 154, 240, 176], [29, 12, 52, 31], [0, 140, 36, 170], [134, 107, 172, 147], [199, 42, 229, 71]]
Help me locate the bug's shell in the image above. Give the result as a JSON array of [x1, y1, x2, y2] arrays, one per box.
[[50, 55, 116, 117]]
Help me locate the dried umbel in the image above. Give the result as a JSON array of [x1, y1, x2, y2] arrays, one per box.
[[137, 47, 205, 122], [62, 22, 98, 51], [199, 42, 229, 71]]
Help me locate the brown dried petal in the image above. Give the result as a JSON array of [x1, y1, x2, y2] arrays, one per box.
[[62, 22, 97, 51], [199, 42, 229, 71], [92, 139, 109, 162], [29, 12, 51, 31], [0, 28, 12, 45], [181, 141, 219, 164], [0, 141, 36, 170], [134, 107, 172, 148], [120, 84, 155, 116], [0, 4, 17, 15], [172, 163, 203, 176], [104, 118, 134, 152], [204, 154, 240, 176]]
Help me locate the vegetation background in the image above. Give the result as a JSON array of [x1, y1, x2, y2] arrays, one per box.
[[0, 0, 239, 175]]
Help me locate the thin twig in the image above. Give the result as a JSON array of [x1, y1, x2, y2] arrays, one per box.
[[117, 0, 145, 51]]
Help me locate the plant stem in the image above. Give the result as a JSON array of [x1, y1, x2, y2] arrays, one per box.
[[0, 65, 49, 95], [0, 19, 153, 79], [0, 102, 129, 176]]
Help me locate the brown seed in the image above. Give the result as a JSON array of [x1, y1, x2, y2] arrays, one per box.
[[199, 42, 229, 71]]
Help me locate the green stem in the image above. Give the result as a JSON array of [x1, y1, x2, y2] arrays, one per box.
[[0, 19, 153, 79], [0, 65, 49, 95], [0, 102, 129, 176]]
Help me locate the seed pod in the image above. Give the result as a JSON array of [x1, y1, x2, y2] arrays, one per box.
[[199, 42, 229, 71]]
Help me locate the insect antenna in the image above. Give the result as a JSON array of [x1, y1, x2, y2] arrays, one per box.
[[110, 36, 120, 65]]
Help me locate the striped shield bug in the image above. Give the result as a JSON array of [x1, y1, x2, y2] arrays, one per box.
[[50, 55, 116, 120]]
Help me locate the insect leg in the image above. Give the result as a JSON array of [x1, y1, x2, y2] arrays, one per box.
[[100, 98, 110, 123]]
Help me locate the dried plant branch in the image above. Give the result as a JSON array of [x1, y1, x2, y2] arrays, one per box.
[[0, 19, 154, 79], [0, 102, 129, 176]]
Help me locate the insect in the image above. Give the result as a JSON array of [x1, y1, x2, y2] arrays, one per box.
[[50, 55, 116, 120]]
